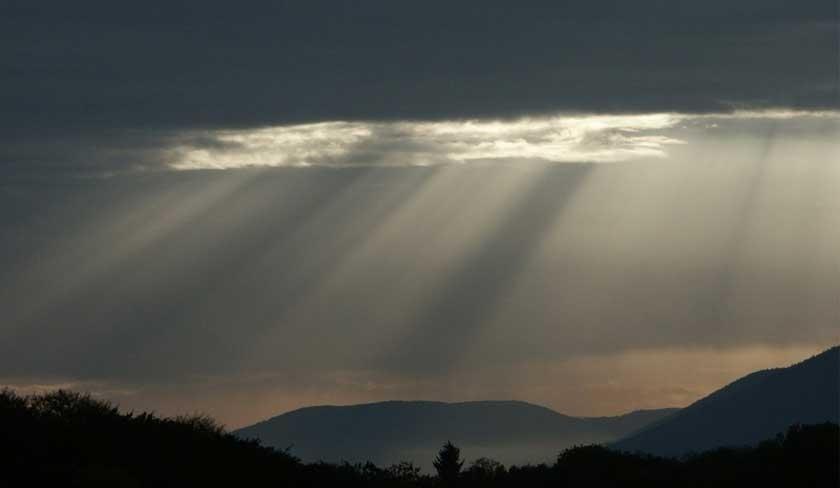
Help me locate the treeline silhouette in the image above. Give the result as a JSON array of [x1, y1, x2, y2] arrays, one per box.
[[1, 389, 837, 487]]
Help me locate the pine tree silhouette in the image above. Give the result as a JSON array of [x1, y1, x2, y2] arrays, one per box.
[[433, 441, 464, 487]]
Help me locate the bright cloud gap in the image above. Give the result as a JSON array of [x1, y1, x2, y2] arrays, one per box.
[[171, 114, 684, 170], [170, 111, 837, 170]]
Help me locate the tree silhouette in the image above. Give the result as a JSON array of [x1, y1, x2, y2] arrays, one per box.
[[433, 441, 464, 486], [463, 457, 506, 487], [385, 461, 423, 486], [1, 387, 837, 488]]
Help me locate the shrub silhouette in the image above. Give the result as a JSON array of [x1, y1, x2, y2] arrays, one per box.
[[387, 461, 424, 486], [463, 457, 506, 486]]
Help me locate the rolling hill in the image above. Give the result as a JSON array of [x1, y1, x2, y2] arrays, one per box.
[[235, 400, 677, 469]]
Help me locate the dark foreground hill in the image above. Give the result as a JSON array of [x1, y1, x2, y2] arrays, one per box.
[[234, 400, 678, 469], [1, 389, 837, 487], [613, 346, 840, 456], [0, 389, 297, 487]]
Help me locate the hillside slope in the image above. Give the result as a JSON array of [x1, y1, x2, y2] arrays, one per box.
[[613, 346, 840, 456]]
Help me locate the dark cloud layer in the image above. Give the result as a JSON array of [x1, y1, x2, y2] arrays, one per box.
[[2, 1, 837, 170]]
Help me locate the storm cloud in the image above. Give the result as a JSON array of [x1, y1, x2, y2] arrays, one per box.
[[2, 0, 838, 172]]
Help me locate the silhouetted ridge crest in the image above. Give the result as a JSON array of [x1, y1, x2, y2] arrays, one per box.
[[613, 345, 840, 456]]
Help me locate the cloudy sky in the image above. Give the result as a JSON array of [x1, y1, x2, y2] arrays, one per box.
[[1, 1, 838, 427]]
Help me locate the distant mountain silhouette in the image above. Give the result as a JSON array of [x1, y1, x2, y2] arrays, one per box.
[[613, 346, 840, 456], [235, 400, 677, 469]]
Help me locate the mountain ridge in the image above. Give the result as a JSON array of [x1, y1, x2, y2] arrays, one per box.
[[612, 346, 839, 456], [235, 399, 679, 468], [235, 346, 838, 466]]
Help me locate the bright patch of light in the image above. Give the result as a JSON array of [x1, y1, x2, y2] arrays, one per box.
[[173, 122, 373, 169], [171, 114, 686, 169], [170, 110, 838, 170]]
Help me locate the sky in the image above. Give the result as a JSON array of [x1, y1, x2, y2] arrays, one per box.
[[1, 1, 838, 428]]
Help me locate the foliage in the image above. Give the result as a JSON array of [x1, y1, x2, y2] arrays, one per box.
[[433, 441, 464, 486], [463, 457, 506, 486], [0, 388, 837, 487]]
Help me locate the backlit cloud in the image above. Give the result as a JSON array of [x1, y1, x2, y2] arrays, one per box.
[[171, 114, 686, 170], [170, 111, 839, 170]]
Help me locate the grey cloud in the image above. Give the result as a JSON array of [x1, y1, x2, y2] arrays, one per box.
[[1, 1, 837, 172]]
